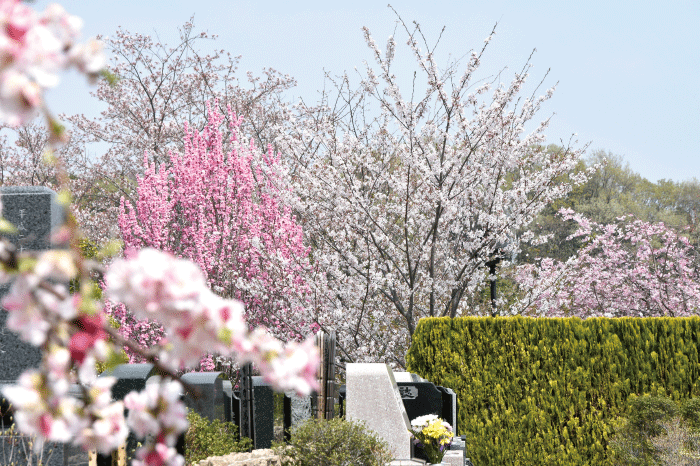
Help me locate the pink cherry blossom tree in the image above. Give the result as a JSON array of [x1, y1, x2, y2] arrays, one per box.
[[65, 19, 300, 245], [281, 12, 591, 367], [514, 209, 700, 317], [118, 101, 317, 344]]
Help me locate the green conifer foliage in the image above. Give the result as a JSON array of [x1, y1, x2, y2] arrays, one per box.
[[406, 316, 700, 466]]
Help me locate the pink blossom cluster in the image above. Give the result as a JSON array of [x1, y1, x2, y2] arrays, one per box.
[[3, 347, 128, 455], [105, 248, 319, 394], [124, 378, 188, 466], [515, 209, 700, 317], [104, 299, 165, 363], [119, 101, 316, 343], [1, 246, 318, 463], [0, 0, 104, 125]]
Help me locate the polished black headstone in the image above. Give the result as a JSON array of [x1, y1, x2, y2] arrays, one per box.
[[231, 389, 242, 428], [437, 386, 458, 432], [251, 376, 274, 449], [239, 363, 254, 444], [100, 363, 156, 400], [338, 384, 346, 418], [97, 364, 157, 463], [222, 380, 234, 424], [180, 371, 226, 422], [397, 381, 443, 424]]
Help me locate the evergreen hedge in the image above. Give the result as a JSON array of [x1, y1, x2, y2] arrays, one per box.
[[405, 316, 700, 465]]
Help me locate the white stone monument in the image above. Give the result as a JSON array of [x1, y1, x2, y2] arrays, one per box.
[[346, 363, 413, 461]]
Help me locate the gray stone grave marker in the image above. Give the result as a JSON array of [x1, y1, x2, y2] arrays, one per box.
[[283, 391, 312, 440], [394, 372, 425, 383], [0, 187, 68, 466], [0, 186, 65, 383], [346, 363, 413, 461]]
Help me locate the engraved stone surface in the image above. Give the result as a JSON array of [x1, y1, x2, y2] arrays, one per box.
[[443, 450, 465, 466], [397, 381, 443, 424], [0, 186, 65, 382]]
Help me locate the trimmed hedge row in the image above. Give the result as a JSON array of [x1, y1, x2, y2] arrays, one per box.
[[405, 316, 700, 466]]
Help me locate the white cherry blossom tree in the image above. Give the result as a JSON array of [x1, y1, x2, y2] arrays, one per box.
[[284, 13, 591, 367]]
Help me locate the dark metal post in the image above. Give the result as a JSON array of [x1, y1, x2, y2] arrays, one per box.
[[486, 253, 502, 317]]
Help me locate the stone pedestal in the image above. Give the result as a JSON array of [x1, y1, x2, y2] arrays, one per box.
[[443, 450, 465, 466]]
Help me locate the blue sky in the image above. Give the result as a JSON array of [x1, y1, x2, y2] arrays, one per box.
[[38, 0, 699, 183]]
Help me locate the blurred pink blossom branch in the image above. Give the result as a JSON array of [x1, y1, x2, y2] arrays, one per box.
[[0, 3, 319, 465]]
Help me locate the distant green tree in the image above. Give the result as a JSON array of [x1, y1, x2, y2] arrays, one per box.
[[519, 150, 700, 263]]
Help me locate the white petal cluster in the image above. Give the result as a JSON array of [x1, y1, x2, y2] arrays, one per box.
[[0, 1, 104, 125]]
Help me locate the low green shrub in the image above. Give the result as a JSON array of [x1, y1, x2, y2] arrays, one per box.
[[650, 416, 700, 466], [609, 395, 700, 466], [681, 398, 700, 431], [274, 417, 393, 466], [184, 410, 252, 465]]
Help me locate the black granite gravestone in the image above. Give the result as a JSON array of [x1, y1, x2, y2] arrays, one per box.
[[437, 385, 458, 432], [251, 376, 274, 449], [101, 363, 157, 401], [99, 363, 157, 464], [230, 387, 243, 428], [222, 380, 234, 424], [180, 371, 226, 422], [338, 384, 346, 418], [397, 381, 444, 424], [239, 363, 255, 445], [283, 391, 312, 440]]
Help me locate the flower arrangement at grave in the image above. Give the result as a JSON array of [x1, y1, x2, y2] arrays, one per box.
[[409, 414, 454, 464]]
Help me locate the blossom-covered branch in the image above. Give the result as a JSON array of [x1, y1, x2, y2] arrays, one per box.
[[514, 209, 700, 317]]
